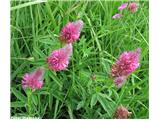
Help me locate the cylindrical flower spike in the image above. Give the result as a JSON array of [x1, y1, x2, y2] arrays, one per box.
[[112, 14, 122, 19], [47, 44, 73, 71], [114, 105, 132, 119], [22, 67, 45, 91], [60, 20, 84, 44], [128, 2, 139, 13], [118, 2, 128, 10], [111, 48, 141, 77]]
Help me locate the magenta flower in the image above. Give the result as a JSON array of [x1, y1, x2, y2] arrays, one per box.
[[47, 44, 73, 71], [112, 13, 122, 19], [128, 2, 138, 13], [111, 48, 141, 77], [118, 2, 128, 10], [114, 76, 126, 88], [60, 20, 84, 44], [114, 105, 132, 119], [22, 67, 45, 91]]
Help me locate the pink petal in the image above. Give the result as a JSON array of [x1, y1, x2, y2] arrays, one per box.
[[31, 67, 45, 81], [112, 14, 122, 19], [118, 3, 128, 10]]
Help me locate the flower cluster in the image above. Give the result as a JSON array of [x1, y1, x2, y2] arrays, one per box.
[[111, 48, 141, 88], [22, 20, 84, 90], [47, 20, 83, 71], [19, 9, 143, 118], [112, 2, 139, 19]]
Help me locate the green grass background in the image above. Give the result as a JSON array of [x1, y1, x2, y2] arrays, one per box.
[[11, 0, 149, 119]]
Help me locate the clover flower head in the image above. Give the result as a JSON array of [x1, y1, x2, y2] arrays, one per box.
[[111, 48, 141, 77], [60, 20, 84, 43], [128, 2, 139, 13], [47, 44, 73, 71], [22, 67, 45, 91], [114, 105, 132, 119]]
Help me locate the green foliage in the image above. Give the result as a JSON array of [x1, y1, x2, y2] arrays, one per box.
[[11, 0, 149, 119]]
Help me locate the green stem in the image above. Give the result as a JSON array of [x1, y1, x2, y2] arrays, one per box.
[[68, 104, 74, 119], [27, 89, 32, 117]]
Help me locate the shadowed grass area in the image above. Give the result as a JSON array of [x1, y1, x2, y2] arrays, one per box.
[[11, 0, 148, 119]]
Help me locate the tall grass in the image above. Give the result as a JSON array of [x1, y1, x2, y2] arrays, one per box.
[[11, 0, 149, 119]]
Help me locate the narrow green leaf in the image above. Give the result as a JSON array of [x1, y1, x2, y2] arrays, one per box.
[[68, 104, 74, 119], [35, 91, 50, 95], [11, 101, 26, 108], [97, 93, 112, 117], [51, 91, 63, 102], [11, 0, 47, 11], [54, 100, 59, 119], [77, 101, 84, 110], [97, 94, 108, 111], [11, 88, 27, 102], [33, 47, 46, 58], [32, 94, 38, 106], [49, 71, 62, 87], [90, 93, 97, 108], [49, 94, 53, 110]]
